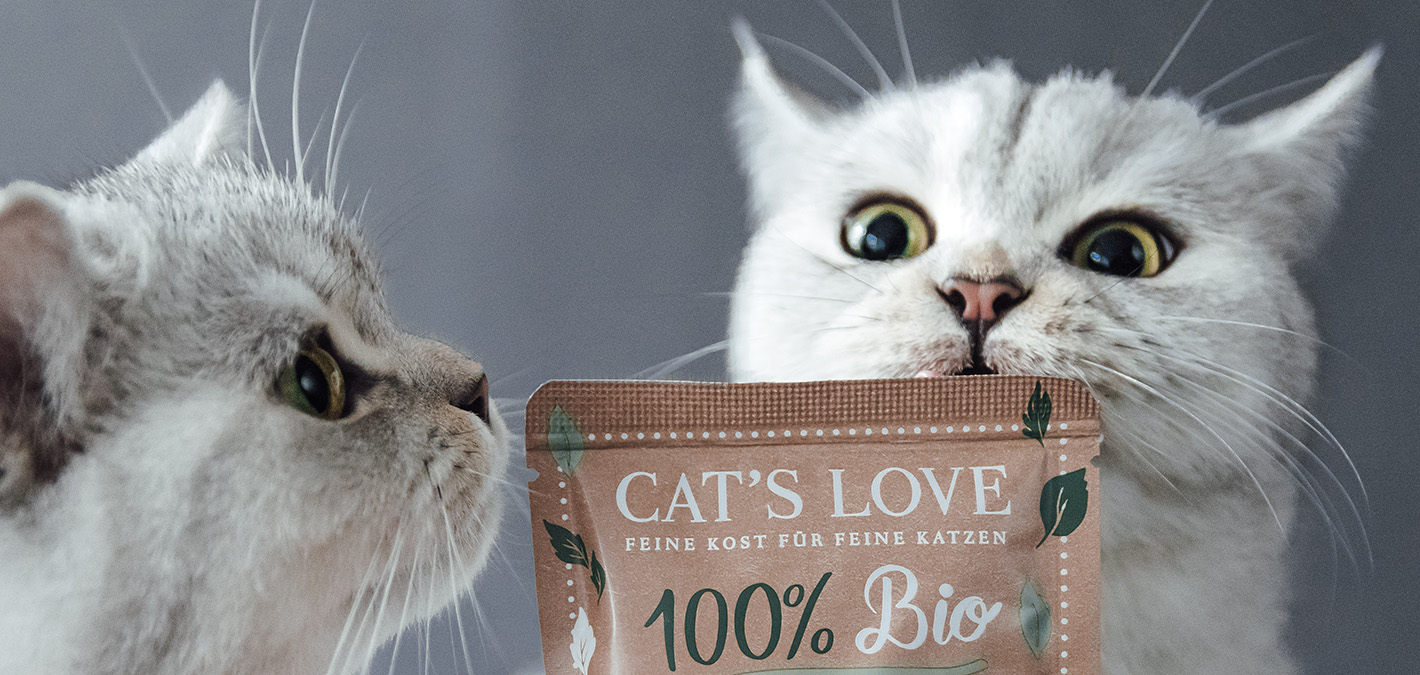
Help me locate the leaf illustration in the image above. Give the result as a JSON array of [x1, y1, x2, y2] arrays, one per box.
[[588, 550, 607, 602], [1019, 581, 1051, 658], [1035, 468, 1089, 548], [570, 606, 596, 675], [545, 520, 590, 568], [549, 406, 586, 475], [1022, 381, 1052, 446]]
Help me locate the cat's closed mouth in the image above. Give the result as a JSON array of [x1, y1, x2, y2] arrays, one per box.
[[913, 365, 998, 377]]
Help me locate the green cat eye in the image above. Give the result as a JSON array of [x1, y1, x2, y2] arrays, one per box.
[[841, 199, 933, 261], [276, 345, 346, 420], [1067, 218, 1176, 278]]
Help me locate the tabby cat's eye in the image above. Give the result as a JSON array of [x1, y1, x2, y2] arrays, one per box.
[[1066, 217, 1177, 278], [277, 344, 346, 420], [841, 199, 933, 261]]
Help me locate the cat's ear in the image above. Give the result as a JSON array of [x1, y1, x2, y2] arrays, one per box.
[[1230, 47, 1380, 256], [0, 182, 90, 500], [731, 18, 829, 211], [135, 80, 248, 166]]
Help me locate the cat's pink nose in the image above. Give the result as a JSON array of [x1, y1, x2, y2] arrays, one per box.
[[939, 277, 1026, 325]]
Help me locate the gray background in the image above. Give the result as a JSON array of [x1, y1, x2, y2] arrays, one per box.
[[1, 1, 1415, 673]]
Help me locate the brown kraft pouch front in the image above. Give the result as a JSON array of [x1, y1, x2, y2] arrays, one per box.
[[526, 376, 1101, 675]]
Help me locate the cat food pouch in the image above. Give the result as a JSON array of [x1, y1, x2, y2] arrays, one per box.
[[526, 376, 1101, 675]]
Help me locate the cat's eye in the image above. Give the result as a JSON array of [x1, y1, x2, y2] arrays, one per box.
[[276, 344, 346, 420], [841, 199, 933, 261], [1065, 217, 1177, 278]]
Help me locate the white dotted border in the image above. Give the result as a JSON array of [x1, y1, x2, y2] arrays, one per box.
[[582, 421, 1071, 445], [556, 478, 578, 622]]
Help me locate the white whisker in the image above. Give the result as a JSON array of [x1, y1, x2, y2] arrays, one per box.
[[384, 543, 424, 675], [1208, 71, 1334, 119], [1098, 334, 1372, 567], [325, 544, 390, 675], [248, 0, 274, 168], [292, 0, 318, 185], [116, 24, 172, 122], [332, 99, 364, 195], [1188, 378, 1361, 567], [633, 340, 729, 380], [360, 527, 407, 671], [302, 108, 330, 180], [1105, 323, 1368, 510], [816, 0, 893, 90], [1081, 357, 1286, 534], [769, 225, 889, 296], [1142, 0, 1213, 98], [891, 0, 915, 88], [438, 506, 478, 673], [1150, 314, 1357, 365], [1191, 37, 1314, 103], [756, 32, 872, 99], [327, 39, 366, 194]]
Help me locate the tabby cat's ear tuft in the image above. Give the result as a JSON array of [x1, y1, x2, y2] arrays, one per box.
[[0, 182, 90, 501], [135, 80, 249, 167]]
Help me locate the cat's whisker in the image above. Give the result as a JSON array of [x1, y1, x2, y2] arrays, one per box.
[[805, 323, 865, 337], [356, 531, 407, 675], [325, 547, 388, 675], [1191, 37, 1315, 104], [1071, 264, 1143, 305], [1080, 357, 1287, 535], [301, 108, 331, 179], [891, 0, 916, 88], [1100, 336, 1372, 566], [291, 0, 318, 185], [420, 559, 435, 675], [359, 526, 406, 673], [1149, 314, 1359, 366], [1066, 365, 1193, 499], [1208, 71, 1335, 119], [713, 290, 858, 304], [116, 24, 173, 123], [1142, 0, 1213, 98], [1098, 324, 1369, 514], [332, 100, 364, 197], [1165, 364, 1363, 568], [371, 165, 453, 247], [356, 186, 373, 223], [248, 0, 275, 168], [335, 530, 406, 675], [755, 33, 872, 100], [327, 38, 366, 194], [383, 542, 423, 675], [632, 339, 729, 380], [768, 225, 888, 296], [816, 0, 894, 91], [489, 365, 543, 390], [438, 506, 479, 673]]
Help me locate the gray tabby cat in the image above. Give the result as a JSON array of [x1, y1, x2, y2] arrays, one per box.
[[727, 21, 1375, 675], [0, 82, 508, 674]]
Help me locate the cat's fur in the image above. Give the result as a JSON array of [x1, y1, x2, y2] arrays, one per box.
[[727, 25, 1375, 675], [0, 82, 509, 675]]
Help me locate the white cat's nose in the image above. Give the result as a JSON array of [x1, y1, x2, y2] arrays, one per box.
[[938, 277, 1026, 328]]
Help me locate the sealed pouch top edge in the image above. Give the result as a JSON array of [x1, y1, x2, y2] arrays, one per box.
[[526, 376, 1097, 448]]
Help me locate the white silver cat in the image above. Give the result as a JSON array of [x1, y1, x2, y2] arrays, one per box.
[[727, 23, 1376, 675], [0, 83, 509, 675]]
